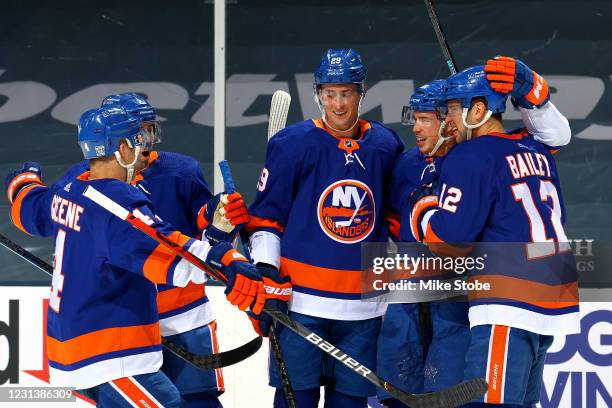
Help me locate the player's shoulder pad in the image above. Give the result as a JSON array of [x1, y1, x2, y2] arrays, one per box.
[[92, 179, 153, 211], [266, 120, 318, 155], [268, 120, 317, 143], [442, 139, 495, 174], [153, 151, 202, 177], [52, 160, 90, 190], [368, 120, 404, 147], [393, 147, 424, 172]]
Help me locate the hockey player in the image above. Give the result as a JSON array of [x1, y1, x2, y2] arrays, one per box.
[[408, 60, 579, 406], [5, 106, 270, 407], [53, 93, 257, 408], [246, 48, 404, 407], [378, 64, 572, 406], [378, 80, 469, 408]]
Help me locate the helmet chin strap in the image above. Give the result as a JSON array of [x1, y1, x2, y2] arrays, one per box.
[[461, 107, 492, 141], [427, 121, 452, 157], [315, 93, 364, 137], [114, 141, 141, 183]]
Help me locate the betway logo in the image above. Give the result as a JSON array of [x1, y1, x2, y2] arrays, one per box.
[[0, 70, 610, 139]]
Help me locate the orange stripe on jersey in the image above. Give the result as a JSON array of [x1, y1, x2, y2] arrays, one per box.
[[130, 151, 159, 185], [312, 118, 371, 143], [111, 377, 160, 408], [485, 325, 509, 403], [467, 275, 579, 306], [10, 184, 45, 235], [386, 211, 400, 240], [157, 282, 205, 314], [143, 231, 192, 284], [245, 215, 285, 234], [280, 257, 362, 294], [47, 322, 161, 366], [76, 171, 91, 181], [208, 321, 225, 390], [423, 225, 475, 258], [7, 172, 42, 203], [549, 149, 559, 155]]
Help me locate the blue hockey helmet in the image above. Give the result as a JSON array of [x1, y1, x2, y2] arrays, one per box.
[[445, 66, 508, 114], [77, 106, 142, 159], [402, 79, 447, 125], [314, 48, 367, 94], [101, 92, 161, 149]]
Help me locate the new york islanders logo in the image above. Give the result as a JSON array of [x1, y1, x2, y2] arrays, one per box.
[[317, 180, 375, 243]]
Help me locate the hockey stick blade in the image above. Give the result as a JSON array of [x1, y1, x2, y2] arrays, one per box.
[[0, 232, 261, 371], [268, 90, 291, 140], [162, 336, 262, 370], [395, 377, 488, 408], [83, 185, 487, 408]]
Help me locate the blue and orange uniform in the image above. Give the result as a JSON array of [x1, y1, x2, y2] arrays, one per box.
[[377, 147, 470, 407], [9, 172, 210, 392], [415, 130, 579, 405], [54, 151, 225, 401], [247, 118, 403, 400]]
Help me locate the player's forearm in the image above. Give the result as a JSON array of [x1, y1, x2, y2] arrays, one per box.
[[171, 239, 212, 286], [249, 230, 281, 269], [10, 185, 54, 237], [520, 101, 571, 148]]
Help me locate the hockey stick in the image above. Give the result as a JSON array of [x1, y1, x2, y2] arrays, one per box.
[[263, 89, 296, 407], [82, 185, 488, 408], [0, 231, 261, 371], [424, 0, 458, 74], [268, 90, 291, 140], [219, 159, 296, 408]]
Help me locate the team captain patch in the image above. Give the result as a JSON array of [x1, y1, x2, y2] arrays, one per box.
[[317, 179, 375, 243]]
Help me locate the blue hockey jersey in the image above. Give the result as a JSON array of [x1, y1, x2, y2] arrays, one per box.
[[247, 119, 404, 320], [55, 151, 214, 336], [388, 147, 444, 243], [10, 174, 208, 389], [420, 130, 579, 335]]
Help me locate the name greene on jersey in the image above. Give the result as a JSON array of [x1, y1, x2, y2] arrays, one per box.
[[50, 194, 84, 232], [505, 150, 551, 179]]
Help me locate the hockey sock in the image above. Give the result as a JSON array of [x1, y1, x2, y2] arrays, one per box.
[[323, 389, 367, 408], [274, 388, 320, 408]]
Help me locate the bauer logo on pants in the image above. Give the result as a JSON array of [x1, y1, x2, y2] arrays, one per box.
[[317, 179, 375, 244]]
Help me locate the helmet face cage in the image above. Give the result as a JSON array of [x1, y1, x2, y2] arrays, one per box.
[[401, 105, 447, 126], [313, 82, 366, 110], [139, 120, 162, 150]]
